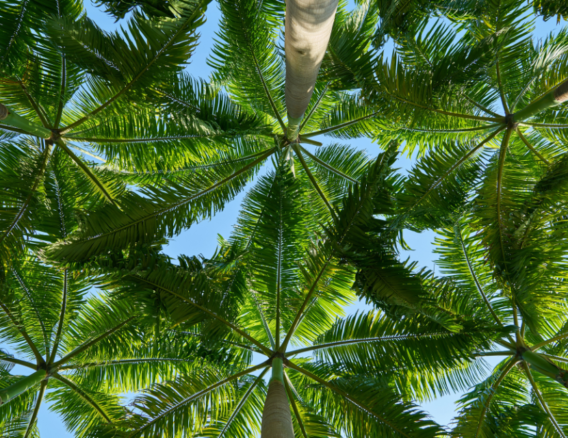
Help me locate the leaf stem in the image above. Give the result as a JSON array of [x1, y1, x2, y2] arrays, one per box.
[[250, 291, 276, 350], [176, 330, 264, 354], [58, 357, 191, 371], [0, 369, 47, 405], [522, 362, 566, 438], [293, 144, 335, 216], [286, 361, 413, 438], [250, 51, 286, 132], [69, 144, 107, 162], [475, 351, 514, 357], [533, 332, 568, 351], [48, 270, 68, 364], [454, 221, 512, 342], [299, 82, 329, 133], [19, 81, 51, 128], [0, 123, 27, 135], [287, 332, 459, 356], [495, 60, 510, 114], [394, 124, 500, 134], [52, 373, 112, 423], [302, 110, 381, 138], [0, 301, 44, 365], [54, 55, 66, 129], [519, 122, 568, 129], [516, 128, 550, 166], [11, 268, 50, 358], [55, 139, 117, 205], [474, 358, 517, 437], [53, 316, 136, 367], [540, 353, 568, 364], [23, 380, 47, 438], [299, 145, 358, 184], [0, 355, 36, 369], [514, 78, 568, 122], [384, 92, 502, 122], [0, 104, 51, 138], [496, 128, 512, 270], [463, 95, 501, 118]]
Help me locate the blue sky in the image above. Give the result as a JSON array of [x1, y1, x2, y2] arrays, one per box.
[[11, 0, 562, 435]]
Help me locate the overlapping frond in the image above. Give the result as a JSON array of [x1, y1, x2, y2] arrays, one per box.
[[288, 361, 442, 438], [209, 0, 285, 129], [44, 148, 273, 262]]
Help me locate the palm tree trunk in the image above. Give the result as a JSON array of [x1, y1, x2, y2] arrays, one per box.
[[261, 358, 294, 438], [514, 78, 568, 122], [0, 369, 46, 405], [285, 0, 339, 141], [0, 103, 52, 138]]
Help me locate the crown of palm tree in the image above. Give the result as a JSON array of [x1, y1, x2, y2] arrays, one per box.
[[38, 0, 392, 267], [0, 0, 211, 264], [0, 250, 209, 437]]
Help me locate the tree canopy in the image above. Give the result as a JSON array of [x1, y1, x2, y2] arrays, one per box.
[[2, 0, 568, 436]]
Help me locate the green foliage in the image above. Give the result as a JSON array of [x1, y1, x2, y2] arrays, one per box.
[[4, 0, 568, 436]]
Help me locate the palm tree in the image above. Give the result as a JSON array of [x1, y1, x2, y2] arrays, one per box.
[[19, 0, 568, 435], [0, 250, 207, 437], [334, 0, 568, 234], [74, 151, 501, 438], [438, 216, 568, 436], [42, 0, 390, 264], [0, 0, 212, 263], [337, 123, 568, 434], [4, 1, 425, 434]]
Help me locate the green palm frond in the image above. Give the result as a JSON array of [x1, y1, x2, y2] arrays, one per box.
[[0, 140, 51, 262], [0, 0, 82, 75], [47, 376, 125, 436], [93, 0, 189, 19], [47, 1, 209, 131], [322, 0, 380, 91], [293, 310, 496, 401], [396, 139, 491, 229], [534, 0, 568, 22], [452, 360, 535, 438], [209, 0, 285, 129], [287, 361, 442, 438], [104, 362, 267, 438], [44, 148, 273, 262]]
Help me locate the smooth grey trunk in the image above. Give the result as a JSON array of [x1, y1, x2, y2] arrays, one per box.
[[261, 358, 294, 437], [261, 380, 295, 437], [285, 0, 339, 140]]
